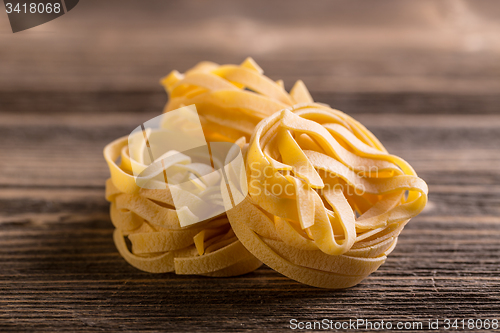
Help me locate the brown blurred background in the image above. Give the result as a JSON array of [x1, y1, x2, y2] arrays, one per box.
[[1, 0, 500, 94]]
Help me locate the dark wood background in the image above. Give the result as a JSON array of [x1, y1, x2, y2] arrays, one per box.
[[1, 1, 499, 331]]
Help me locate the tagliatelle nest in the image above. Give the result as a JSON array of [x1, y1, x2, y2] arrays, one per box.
[[162, 57, 314, 142], [226, 104, 428, 288], [103, 58, 428, 288], [103, 58, 314, 277], [104, 136, 262, 276]]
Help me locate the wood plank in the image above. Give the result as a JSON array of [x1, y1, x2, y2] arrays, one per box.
[[1, 113, 499, 187], [3, 92, 500, 115], [0, 184, 498, 223]]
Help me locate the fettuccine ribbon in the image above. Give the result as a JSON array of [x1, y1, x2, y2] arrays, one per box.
[[162, 57, 314, 142], [104, 135, 262, 276], [226, 103, 428, 288], [103, 58, 428, 287], [103, 57, 308, 276]]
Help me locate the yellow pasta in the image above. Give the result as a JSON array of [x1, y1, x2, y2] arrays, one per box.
[[226, 103, 428, 288], [162, 57, 313, 142], [104, 57, 310, 276], [104, 135, 262, 276], [103, 58, 428, 288]]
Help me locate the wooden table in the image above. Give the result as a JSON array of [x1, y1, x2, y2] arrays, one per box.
[[1, 1, 499, 331]]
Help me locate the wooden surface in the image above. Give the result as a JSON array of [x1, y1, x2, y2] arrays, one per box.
[[1, 1, 500, 332]]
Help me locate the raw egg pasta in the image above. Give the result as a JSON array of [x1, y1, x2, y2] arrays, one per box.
[[104, 136, 262, 276], [226, 103, 428, 288], [103, 58, 428, 287], [162, 58, 314, 142]]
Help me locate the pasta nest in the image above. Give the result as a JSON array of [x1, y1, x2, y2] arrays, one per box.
[[162, 57, 315, 142], [103, 58, 428, 288], [103, 58, 313, 277], [226, 103, 428, 288], [104, 136, 262, 277]]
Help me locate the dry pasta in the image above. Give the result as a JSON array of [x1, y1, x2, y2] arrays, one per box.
[[226, 103, 428, 288], [103, 58, 428, 287], [162, 57, 314, 142], [104, 57, 310, 276], [104, 135, 262, 276], [104, 58, 312, 276]]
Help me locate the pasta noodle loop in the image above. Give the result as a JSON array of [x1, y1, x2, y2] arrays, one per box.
[[104, 135, 262, 276], [106, 57, 304, 276], [103, 58, 428, 288], [226, 103, 428, 288], [162, 57, 313, 142]]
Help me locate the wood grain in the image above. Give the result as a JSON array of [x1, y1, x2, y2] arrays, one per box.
[[1, 106, 499, 331], [1, 0, 500, 331]]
